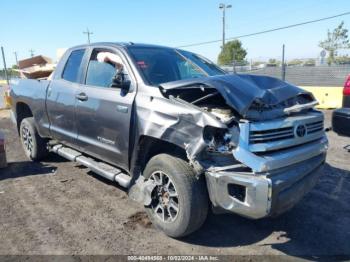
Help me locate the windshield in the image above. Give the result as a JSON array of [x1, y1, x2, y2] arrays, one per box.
[[127, 46, 226, 86], [177, 50, 226, 76]]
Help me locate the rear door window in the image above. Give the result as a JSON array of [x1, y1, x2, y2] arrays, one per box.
[[62, 49, 85, 83]]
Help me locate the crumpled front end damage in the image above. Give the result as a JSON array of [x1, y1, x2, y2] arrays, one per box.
[[130, 74, 328, 219]]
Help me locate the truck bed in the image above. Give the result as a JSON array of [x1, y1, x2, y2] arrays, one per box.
[[10, 79, 51, 137]]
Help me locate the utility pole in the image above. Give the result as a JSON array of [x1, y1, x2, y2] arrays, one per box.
[[29, 49, 35, 57], [1, 46, 9, 85], [281, 44, 286, 81], [13, 51, 19, 66], [83, 28, 93, 44], [219, 3, 232, 51]]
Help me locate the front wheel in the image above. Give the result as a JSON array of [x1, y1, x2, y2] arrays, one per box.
[[20, 117, 49, 161], [143, 154, 208, 238]]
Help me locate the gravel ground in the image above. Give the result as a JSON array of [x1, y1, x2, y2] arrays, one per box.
[[0, 109, 349, 259]]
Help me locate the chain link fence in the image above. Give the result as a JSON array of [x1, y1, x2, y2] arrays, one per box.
[[223, 64, 350, 87], [0, 69, 19, 81]]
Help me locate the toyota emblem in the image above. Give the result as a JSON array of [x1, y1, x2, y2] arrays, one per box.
[[295, 124, 307, 138]]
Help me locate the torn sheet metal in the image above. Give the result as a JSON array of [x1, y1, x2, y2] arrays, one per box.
[[129, 176, 157, 205], [134, 91, 226, 161], [160, 74, 315, 119], [129, 93, 228, 202]]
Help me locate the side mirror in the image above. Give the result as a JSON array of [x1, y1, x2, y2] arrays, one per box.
[[111, 72, 131, 93]]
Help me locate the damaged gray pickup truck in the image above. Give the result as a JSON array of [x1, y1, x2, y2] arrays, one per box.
[[10, 43, 328, 237]]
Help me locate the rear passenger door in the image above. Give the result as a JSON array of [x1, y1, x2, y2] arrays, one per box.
[[75, 47, 137, 170], [46, 48, 86, 146]]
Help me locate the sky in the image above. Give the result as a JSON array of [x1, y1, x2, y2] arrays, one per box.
[[1, 0, 350, 67]]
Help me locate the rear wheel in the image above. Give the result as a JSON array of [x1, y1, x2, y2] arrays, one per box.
[[143, 153, 208, 238], [20, 117, 48, 161]]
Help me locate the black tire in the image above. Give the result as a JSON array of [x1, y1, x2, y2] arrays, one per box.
[[143, 153, 208, 238], [19, 117, 48, 161]]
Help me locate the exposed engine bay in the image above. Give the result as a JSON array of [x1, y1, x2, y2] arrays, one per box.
[[159, 74, 321, 172], [160, 74, 317, 122]]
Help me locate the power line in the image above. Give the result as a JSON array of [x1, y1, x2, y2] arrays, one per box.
[[176, 11, 350, 48]]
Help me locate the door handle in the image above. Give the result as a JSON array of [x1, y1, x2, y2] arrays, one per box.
[[76, 92, 88, 101]]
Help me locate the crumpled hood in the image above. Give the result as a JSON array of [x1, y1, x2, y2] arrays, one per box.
[[160, 74, 314, 117]]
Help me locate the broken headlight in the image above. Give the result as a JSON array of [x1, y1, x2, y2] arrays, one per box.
[[203, 126, 239, 153]]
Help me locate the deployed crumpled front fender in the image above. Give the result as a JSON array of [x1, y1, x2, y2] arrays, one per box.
[[128, 92, 227, 203], [134, 93, 226, 160]]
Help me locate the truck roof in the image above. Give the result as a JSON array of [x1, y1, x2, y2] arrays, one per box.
[[70, 42, 175, 50]]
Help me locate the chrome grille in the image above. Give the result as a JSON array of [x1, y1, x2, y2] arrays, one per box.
[[250, 126, 294, 143], [306, 121, 324, 134], [249, 120, 324, 144]]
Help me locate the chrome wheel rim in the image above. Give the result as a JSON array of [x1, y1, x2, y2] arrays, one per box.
[[149, 171, 179, 223], [22, 126, 33, 155]]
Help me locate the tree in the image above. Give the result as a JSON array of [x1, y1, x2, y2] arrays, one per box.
[[218, 40, 247, 65], [252, 61, 265, 66], [287, 59, 303, 66], [319, 21, 350, 65], [303, 58, 316, 66], [334, 55, 350, 65], [266, 58, 281, 67]]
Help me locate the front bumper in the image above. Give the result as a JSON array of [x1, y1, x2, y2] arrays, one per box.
[[205, 152, 326, 219]]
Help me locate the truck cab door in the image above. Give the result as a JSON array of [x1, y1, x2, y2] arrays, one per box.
[[75, 47, 137, 171], [46, 48, 86, 146]]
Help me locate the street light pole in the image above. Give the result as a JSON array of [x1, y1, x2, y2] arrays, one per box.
[[219, 3, 232, 51]]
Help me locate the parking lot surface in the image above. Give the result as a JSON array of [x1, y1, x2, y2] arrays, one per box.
[[0, 109, 349, 258]]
